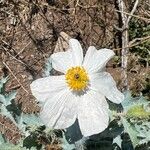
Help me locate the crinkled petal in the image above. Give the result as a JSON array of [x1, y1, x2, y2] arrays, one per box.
[[78, 90, 109, 137], [69, 39, 83, 66], [51, 50, 73, 73], [30, 75, 66, 103], [40, 89, 78, 129], [90, 72, 124, 104], [51, 39, 83, 73], [83, 46, 115, 73]]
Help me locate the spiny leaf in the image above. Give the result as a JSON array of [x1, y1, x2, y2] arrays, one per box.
[[0, 90, 17, 108], [16, 113, 28, 136], [113, 135, 122, 148], [121, 91, 149, 113], [0, 77, 8, 92], [0, 143, 27, 150], [61, 132, 75, 150], [0, 94, 5, 104], [29, 147, 40, 150], [5, 91, 17, 106], [0, 134, 5, 144], [0, 104, 17, 125], [21, 113, 43, 127], [74, 137, 87, 150], [135, 121, 150, 145], [0, 138, 26, 150], [121, 117, 139, 148]]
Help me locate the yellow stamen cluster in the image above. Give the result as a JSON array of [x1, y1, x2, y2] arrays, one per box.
[[65, 66, 89, 91]]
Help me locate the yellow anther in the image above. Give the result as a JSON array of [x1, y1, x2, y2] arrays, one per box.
[[65, 66, 89, 91]]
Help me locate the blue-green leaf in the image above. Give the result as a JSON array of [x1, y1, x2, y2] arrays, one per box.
[[121, 91, 149, 113], [135, 121, 150, 145], [0, 143, 26, 150], [0, 77, 8, 92], [16, 113, 27, 135], [121, 117, 139, 148], [0, 104, 17, 125], [113, 135, 122, 148], [0, 94, 5, 104], [0, 137, 26, 150], [61, 132, 75, 150], [0, 134, 5, 144], [5, 91, 17, 106], [21, 113, 43, 127]]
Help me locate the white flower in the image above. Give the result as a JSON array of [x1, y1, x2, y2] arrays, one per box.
[[30, 39, 124, 137]]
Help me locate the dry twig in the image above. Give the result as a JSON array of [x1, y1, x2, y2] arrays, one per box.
[[3, 62, 29, 94], [115, 10, 150, 22]]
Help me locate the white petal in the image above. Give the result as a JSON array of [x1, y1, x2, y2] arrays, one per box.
[[83, 46, 115, 73], [40, 89, 78, 129], [78, 90, 109, 137], [30, 75, 66, 103], [69, 39, 83, 66], [90, 72, 124, 104], [51, 50, 73, 73], [51, 39, 84, 73]]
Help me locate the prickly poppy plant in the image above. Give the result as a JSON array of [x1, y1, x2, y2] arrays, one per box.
[[30, 39, 124, 137], [0, 40, 150, 150]]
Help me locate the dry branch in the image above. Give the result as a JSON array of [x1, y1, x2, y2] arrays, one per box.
[[117, 0, 140, 90], [3, 62, 29, 94]]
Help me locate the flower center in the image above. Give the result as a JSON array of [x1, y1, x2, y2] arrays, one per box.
[[65, 66, 89, 91]]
